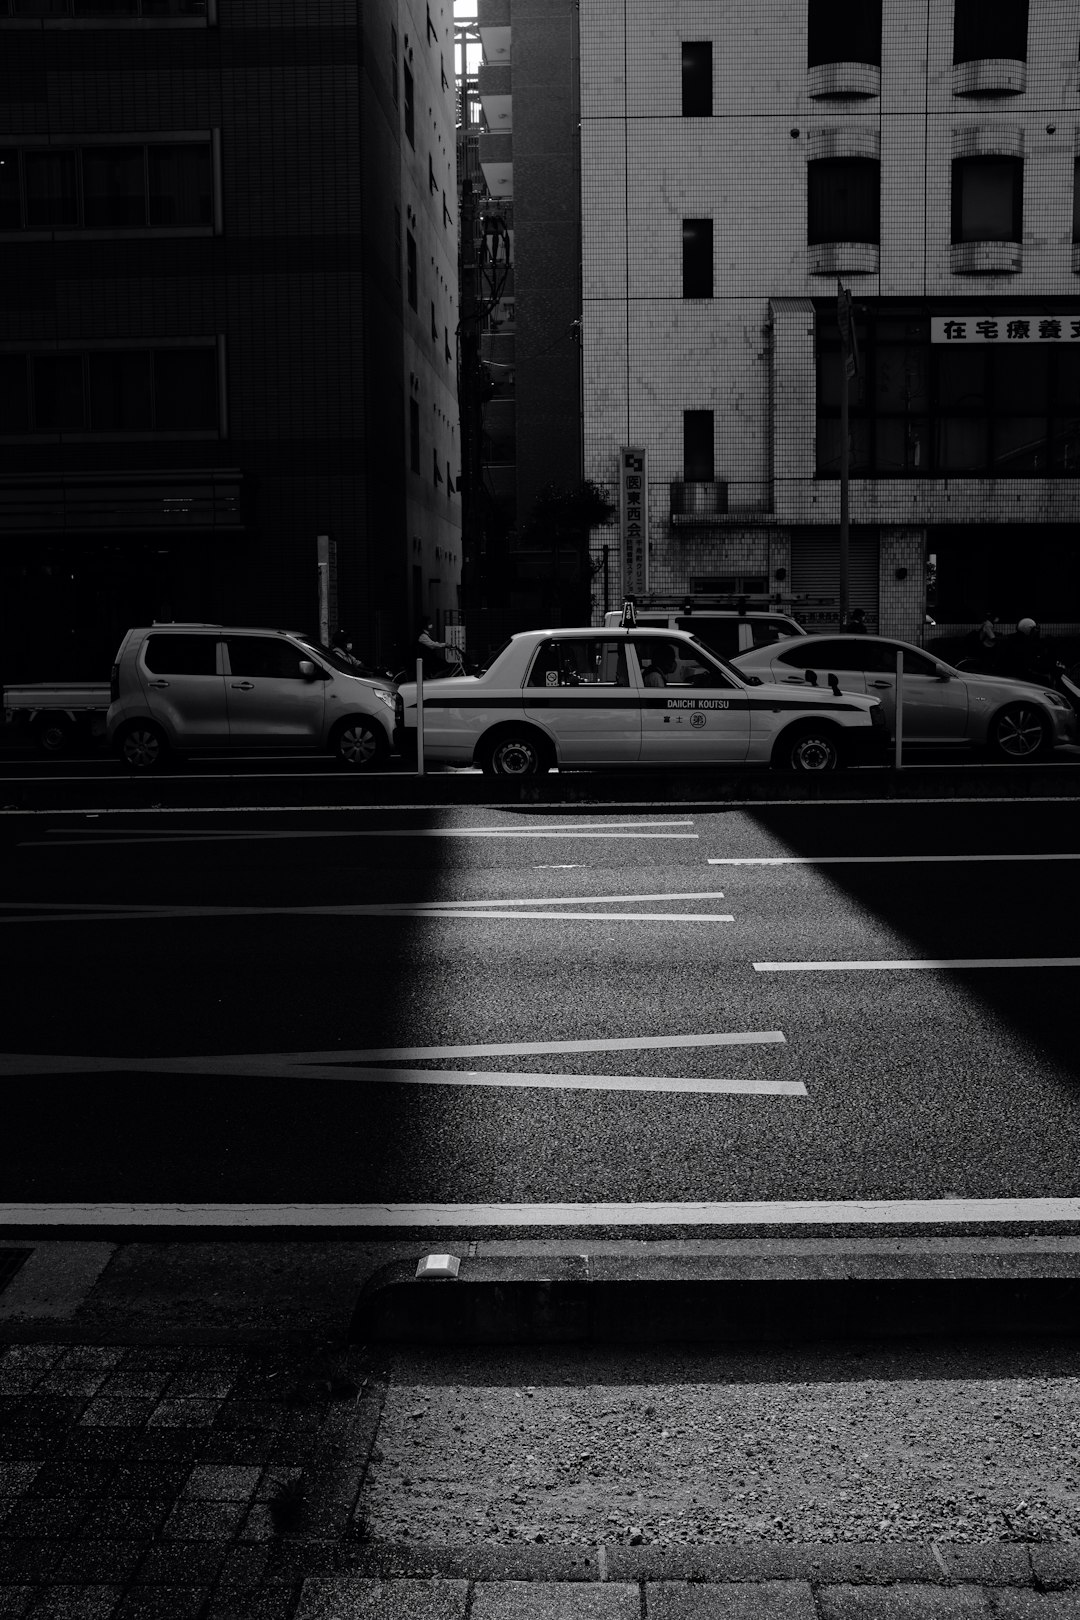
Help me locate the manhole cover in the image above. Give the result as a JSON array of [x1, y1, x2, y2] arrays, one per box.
[[0, 1250, 32, 1297]]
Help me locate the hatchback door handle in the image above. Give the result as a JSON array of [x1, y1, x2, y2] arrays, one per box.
[[230, 681, 255, 690], [868, 680, 892, 688], [148, 679, 170, 688]]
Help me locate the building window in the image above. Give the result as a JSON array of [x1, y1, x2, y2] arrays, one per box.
[[683, 410, 715, 482], [814, 303, 1080, 477], [0, 141, 211, 232], [1073, 160, 1080, 244], [409, 398, 420, 472], [431, 301, 438, 342], [394, 207, 402, 282], [953, 0, 1028, 63], [2, 0, 206, 15], [951, 157, 1022, 243], [1, 344, 218, 435], [681, 42, 712, 116], [391, 25, 399, 105], [404, 64, 415, 146], [25, 151, 77, 229], [429, 153, 438, 195], [433, 448, 442, 485], [682, 219, 713, 298], [807, 0, 881, 67], [406, 229, 418, 309], [807, 158, 880, 244]]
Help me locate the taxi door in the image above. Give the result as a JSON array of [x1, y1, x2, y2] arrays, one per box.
[[632, 637, 751, 764], [522, 636, 641, 763]]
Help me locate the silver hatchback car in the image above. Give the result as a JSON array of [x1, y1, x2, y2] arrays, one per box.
[[108, 623, 397, 771], [731, 633, 1076, 759]]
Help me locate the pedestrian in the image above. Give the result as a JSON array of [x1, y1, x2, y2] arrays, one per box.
[[843, 607, 868, 634], [977, 612, 998, 653], [999, 618, 1051, 683], [414, 617, 451, 679]]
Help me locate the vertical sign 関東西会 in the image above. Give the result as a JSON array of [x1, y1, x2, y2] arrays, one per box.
[[619, 447, 648, 594]]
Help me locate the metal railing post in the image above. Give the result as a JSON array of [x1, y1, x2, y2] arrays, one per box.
[[894, 648, 904, 770], [415, 658, 425, 777]]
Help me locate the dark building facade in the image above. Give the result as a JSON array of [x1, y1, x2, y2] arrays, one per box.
[[473, 0, 585, 641], [0, 0, 461, 681]]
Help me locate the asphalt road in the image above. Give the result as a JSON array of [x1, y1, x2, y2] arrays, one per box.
[[2, 781, 1080, 1231]]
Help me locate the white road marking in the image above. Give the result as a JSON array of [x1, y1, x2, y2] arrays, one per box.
[[2, 1198, 1079, 1226], [0, 900, 733, 925], [709, 854, 1080, 865], [534, 865, 584, 870], [755, 958, 1080, 972], [0, 1030, 786, 1078], [5, 795, 1080, 820], [23, 830, 700, 847]]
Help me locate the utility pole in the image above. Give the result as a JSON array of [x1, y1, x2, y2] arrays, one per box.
[[836, 278, 859, 630]]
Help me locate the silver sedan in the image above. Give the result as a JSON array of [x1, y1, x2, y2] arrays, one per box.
[[731, 633, 1076, 760]]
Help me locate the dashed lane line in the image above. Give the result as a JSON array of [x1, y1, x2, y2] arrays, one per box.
[[2, 1198, 1079, 1227], [755, 958, 1080, 972], [0, 901, 734, 924], [709, 854, 1080, 865], [19, 819, 698, 847], [0, 1030, 786, 1079]]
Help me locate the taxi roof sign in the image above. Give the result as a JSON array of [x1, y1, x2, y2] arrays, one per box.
[[620, 599, 638, 628]]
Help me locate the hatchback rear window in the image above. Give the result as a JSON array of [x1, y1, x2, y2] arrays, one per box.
[[144, 634, 218, 675]]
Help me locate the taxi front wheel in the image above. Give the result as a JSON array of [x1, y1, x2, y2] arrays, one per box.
[[480, 729, 551, 777], [776, 723, 843, 773]]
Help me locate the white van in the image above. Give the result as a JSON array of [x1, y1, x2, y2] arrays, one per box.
[[602, 607, 807, 661]]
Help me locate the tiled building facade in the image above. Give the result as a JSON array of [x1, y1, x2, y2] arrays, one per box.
[[581, 0, 1080, 642], [0, 0, 460, 681]]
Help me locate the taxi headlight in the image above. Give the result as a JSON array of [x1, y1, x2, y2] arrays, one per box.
[[372, 687, 396, 711]]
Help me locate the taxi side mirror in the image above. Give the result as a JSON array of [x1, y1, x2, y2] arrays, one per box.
[[298, 660, 317, 680], [934, 664, 951, 680]]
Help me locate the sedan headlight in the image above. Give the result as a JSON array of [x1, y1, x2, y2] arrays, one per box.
[[372, 687, 396, 711]]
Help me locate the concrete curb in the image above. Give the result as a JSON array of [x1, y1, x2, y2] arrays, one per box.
[[260, 1540, 1073, 1590], [3, 761, 1080, 812], [349, 1239, 1080, 1345]]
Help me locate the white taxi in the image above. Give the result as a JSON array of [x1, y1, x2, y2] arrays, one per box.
[[394, 626, 887, 775]]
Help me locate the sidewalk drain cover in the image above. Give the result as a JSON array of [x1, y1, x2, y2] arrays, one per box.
[[0, 1250, 32, 1297]]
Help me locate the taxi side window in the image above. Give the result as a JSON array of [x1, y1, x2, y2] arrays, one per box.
[[526, 639, 628, 688], [635, 638, 735, 689]]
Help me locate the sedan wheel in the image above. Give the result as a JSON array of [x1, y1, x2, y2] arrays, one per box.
[[989, 703, 1049, 762], [781, 725, 841, 772], [334, 719, 385, 769], [483, 733, 549, 777]]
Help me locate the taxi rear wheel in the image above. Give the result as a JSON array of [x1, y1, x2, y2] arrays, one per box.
[[775, 722, 843, 773], [480, 728, 551, 778]]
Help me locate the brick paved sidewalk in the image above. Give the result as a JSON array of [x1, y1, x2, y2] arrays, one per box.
[[2, 1340, 1080, 1619]]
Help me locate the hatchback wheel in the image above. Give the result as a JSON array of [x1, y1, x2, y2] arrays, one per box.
[[481, 731, 549, 777], [333, 718, 386, 769], [988, 703, 1049, 762], [778, 724, 842, 772], [117, 721, 168, 772]]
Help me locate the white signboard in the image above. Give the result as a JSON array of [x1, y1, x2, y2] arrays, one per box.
[[619, 446, 648, 595], [931, 315, 1080, 344]]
